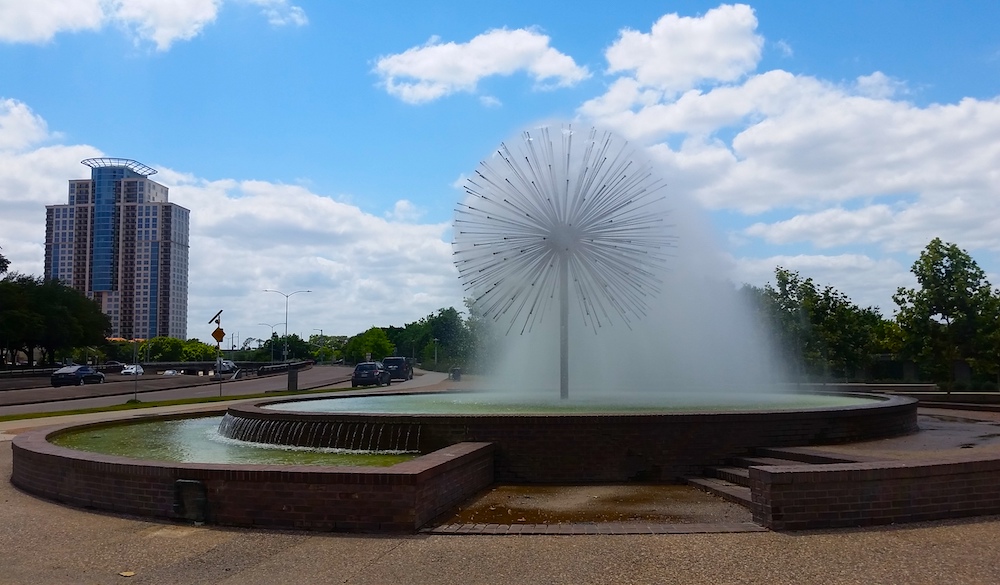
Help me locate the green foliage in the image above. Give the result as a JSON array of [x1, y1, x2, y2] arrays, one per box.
[[0, 245, 9, 275], [893, 238, 1000, 383], [181, 338, 218, 361], [745, 268, 884, 381], [0, 272, 110, 366], [343, 327, 395, 363]]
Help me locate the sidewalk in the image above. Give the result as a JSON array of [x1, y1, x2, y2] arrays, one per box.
[[5, 390, 1000, 583]]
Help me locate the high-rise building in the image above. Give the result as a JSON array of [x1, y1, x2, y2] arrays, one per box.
[[44, 158, 190, 340]]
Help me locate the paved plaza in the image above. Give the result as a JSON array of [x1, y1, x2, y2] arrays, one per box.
[[4, 370, 1000, 584]]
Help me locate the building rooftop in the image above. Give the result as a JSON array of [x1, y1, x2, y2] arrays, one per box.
[[80, 158, 158, 176]]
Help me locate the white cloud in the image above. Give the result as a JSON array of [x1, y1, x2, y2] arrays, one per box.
[[158, 174, 462, 338], [0, 0, 105, 44], [732, 253, 912, 315], [375, 28, 590, 104], [575, 4, 1000, 317], [605, 3, 763, 93], [384, 199, 425, 223], [243, 0, 308, 27], [854, 71, 907, 99], [112, 0, 222, 51], [0, 0, 306, 50], [0, 99, 55, 151]]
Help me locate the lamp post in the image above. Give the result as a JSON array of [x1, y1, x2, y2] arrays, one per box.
[[313, 328, 324, 364], [258, 322, 285, 364], [263, 289, 311, 361], [433, 337, 439, 367]]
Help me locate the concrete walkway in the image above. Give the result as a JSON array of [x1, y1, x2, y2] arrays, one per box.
[[3, 436, 1000, 584], [5, 391, 1000, 583]]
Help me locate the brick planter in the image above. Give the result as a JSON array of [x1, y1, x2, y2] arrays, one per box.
[[11, 414, 493, 533]]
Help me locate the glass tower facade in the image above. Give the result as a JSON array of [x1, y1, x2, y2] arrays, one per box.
[[44, 158, 190, 340]]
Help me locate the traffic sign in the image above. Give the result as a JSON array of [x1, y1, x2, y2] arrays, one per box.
[[212, 327, 225, 343]]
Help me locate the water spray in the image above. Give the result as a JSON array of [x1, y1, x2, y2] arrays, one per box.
[[453, 125, 675, 398]]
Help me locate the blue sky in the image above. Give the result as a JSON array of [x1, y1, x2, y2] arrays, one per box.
[[2, 1, 1000, 346]]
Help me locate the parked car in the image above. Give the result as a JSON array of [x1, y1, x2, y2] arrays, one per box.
[[105, 360, 123, 367], [382, 356, 413, 381], [51, 365, 105, 387], [351, 361, 390, 387], [121, 364, 144, 376]]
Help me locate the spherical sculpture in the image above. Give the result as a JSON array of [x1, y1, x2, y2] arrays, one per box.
[[453, 125, 675, 397]]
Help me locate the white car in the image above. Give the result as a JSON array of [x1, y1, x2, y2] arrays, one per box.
[[121, 364, 144, 376]]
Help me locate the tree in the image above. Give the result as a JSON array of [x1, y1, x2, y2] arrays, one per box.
[[140, 336, 185, 362], [745, 268, 884, 380], [0, 273, 109, 366], [893, 238, 1000, 384], [343, 327, 394, 364], [181, 338, 218, 362], [0, 245, 9, 276]]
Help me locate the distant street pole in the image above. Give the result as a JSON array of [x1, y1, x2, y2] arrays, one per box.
[[433, 337, 439, 366], [314, 328, 324, 363], [263, 289, 311, 361], [258, 322, 284, 364]]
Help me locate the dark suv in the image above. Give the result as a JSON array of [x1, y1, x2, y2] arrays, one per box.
[[51, 365, 105, 387], [351, 361, 391, 387], [382, 356, 413, 381]]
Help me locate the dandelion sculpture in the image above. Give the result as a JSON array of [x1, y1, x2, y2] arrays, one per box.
[[453, 125, 675, 399]]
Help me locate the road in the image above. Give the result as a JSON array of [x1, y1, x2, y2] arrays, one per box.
[[0, 366, 445, 417]]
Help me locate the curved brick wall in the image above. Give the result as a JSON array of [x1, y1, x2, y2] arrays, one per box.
[[222, 393, 919, 482], [10, 412, 494, 533]]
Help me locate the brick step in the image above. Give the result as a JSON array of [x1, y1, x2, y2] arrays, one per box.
[[685, 476, 752, 508], [753, 447, 861, 464], [708, 466, 750, 487], [731, 455, 803, 468]]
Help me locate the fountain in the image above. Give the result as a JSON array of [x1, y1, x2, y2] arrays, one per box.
[[11, 125, 919, 532]]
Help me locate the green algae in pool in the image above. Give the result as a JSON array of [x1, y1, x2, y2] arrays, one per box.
[[51, 416, 418, 466]]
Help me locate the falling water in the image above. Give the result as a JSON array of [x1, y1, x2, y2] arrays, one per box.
[[453, 124, 788, 401]]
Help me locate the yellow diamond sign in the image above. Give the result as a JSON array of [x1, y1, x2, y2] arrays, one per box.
[[212, 327, 225, 343]]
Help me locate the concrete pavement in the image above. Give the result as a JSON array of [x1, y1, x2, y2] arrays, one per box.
[[4, 435, 1000, 584], [6, 385, 1000, 583]]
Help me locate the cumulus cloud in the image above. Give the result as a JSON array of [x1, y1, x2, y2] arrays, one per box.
[[732, 253, 912, 315], [574, 4, 1000, 316], [0, 0, 306, 50], [605, 3, 763, 93], [0, 0, 105, 44], [374, 28, 590, 104], [147, 174, 460, 337], [243, 0, 308, 27]]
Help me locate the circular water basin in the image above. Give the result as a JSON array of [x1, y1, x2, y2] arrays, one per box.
[[50, 415, 418, 466], [265, 390, 882, 414]]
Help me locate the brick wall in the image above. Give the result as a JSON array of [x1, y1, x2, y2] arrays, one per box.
[[224, 394, 918, 483], [750, 456, 1000, 530], [11, 423, 493, 533]]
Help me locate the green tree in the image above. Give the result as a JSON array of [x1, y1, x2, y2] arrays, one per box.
[[0, 273, 109, 366], [745, 268, 884, 380], [893, 238, 1000, 384], [181, 338, 218, 362], [0, 245, 9, 275], [139, 336, 185, 361], [343, 327, 395, 364]]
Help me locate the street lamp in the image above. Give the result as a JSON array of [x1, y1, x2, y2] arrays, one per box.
[[313, 328, 324, 364], [433, 337, 439, 366], [258, 322, 284, 363], [263, 289, 311, 361]]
